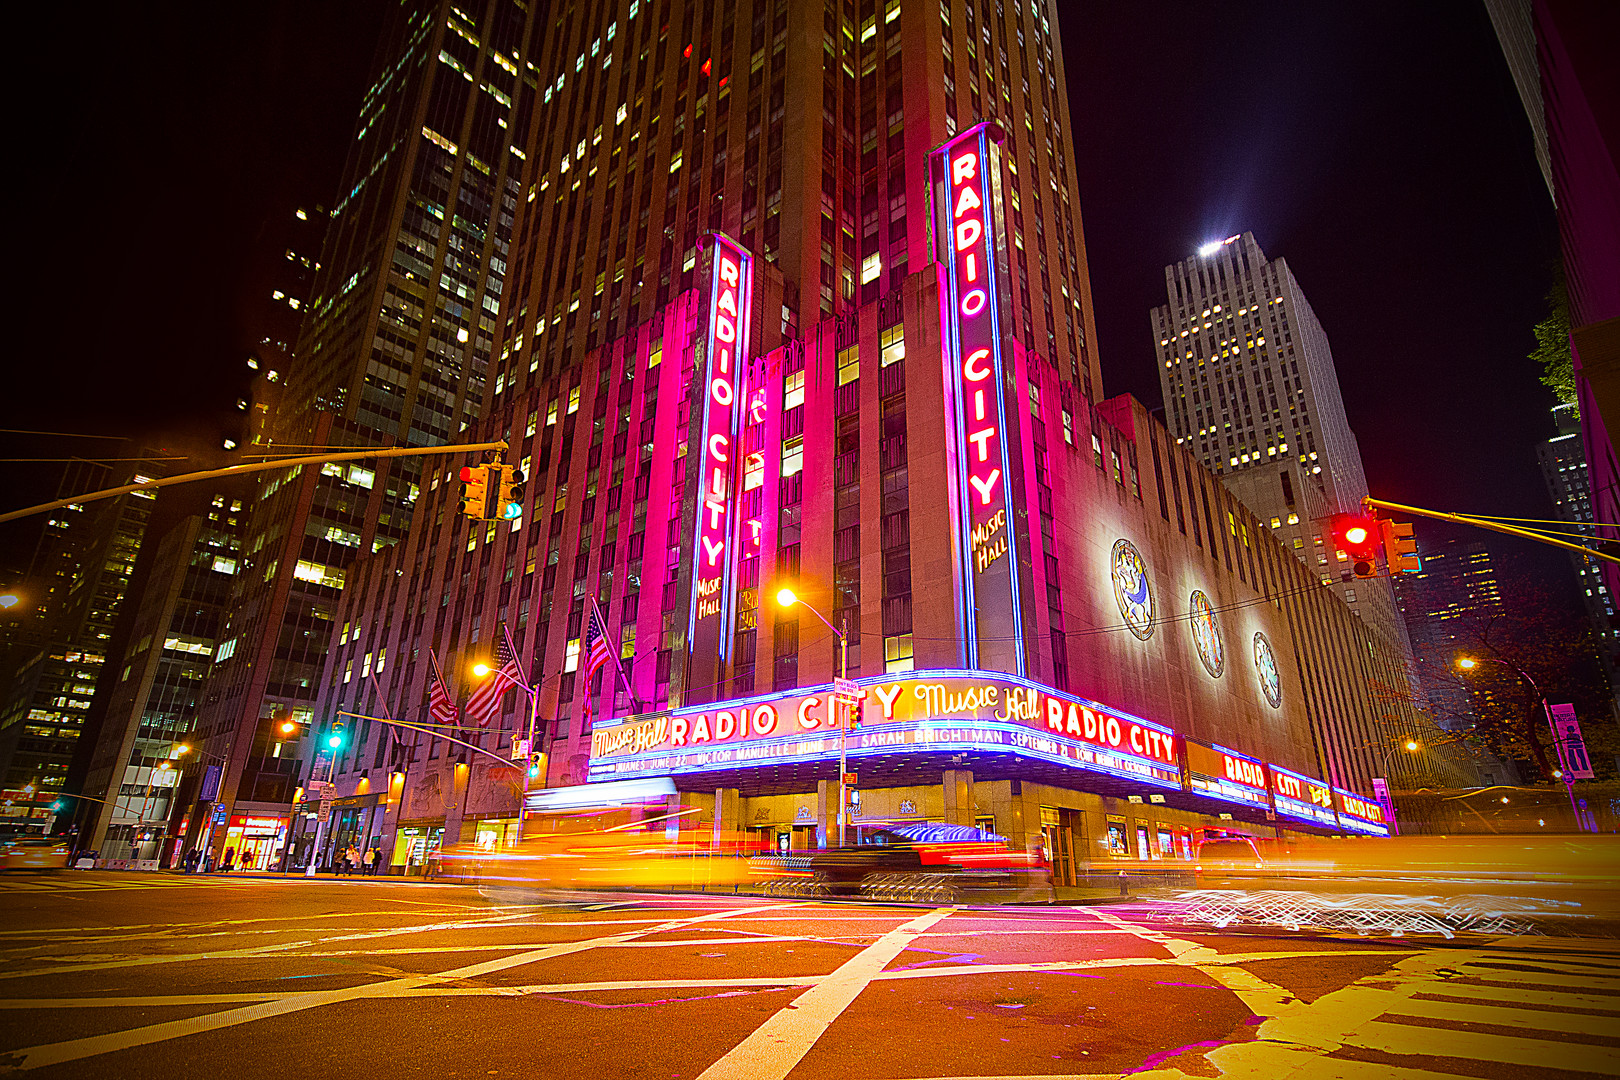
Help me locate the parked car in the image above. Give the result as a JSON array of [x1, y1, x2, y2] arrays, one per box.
[[0, 836, 72, 870]]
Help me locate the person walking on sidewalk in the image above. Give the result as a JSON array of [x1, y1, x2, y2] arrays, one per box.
[[362, 847, 377, 876]]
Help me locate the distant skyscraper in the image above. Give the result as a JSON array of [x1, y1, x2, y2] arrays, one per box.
[[1392, 538, 1505, 720], [78, 489, 248, 861], [0, 456, 164, 825], [1150, 232, 1416, 686], [1537, 401, 1618, 706], [178, 0, 548, 861]]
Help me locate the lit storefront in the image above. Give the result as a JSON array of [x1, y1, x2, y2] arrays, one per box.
[[221, 814, 288, 871]]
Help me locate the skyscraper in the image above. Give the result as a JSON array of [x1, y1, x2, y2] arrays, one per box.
[[285, 0, 1418, 875], [1537, 401, 1618, 707], [179, 1, 547, 859], [1150, 233, 1418, 687], [0, 456, 164, 827]]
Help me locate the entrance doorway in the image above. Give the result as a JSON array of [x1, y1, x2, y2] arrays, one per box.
[[1040, 807, 1083, 885]]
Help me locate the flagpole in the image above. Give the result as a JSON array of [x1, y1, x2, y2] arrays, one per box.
[[592, 597, 640, 714], [502, 621, 543, 844]]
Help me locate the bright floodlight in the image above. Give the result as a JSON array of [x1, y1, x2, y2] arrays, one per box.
[[472, 662, 492, 677], [1197, 241, 1221, 257], [776, 587, 798, 608]]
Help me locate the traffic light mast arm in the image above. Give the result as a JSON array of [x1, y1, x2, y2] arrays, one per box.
[[1363, 497, 1619, 565], [0, 440, 511, 526], [335, 711, 525, 770]]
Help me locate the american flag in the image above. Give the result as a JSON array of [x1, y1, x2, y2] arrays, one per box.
[[427, 675, 458, 725], [580, 607, 612, 724], [465, 635, 523, 727]]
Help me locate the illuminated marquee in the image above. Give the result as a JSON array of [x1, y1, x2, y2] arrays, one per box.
[[588, 670, 1179, 788], [1184, 740, 1271, 810], [686, 234, 754, 692], [1333, 786, 1390, 836], [932, 124, 1026, 674], [1270, 765, 1338, 829]]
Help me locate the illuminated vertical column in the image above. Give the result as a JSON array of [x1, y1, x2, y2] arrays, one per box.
[[931, 123, 1035, 677], [683, 234, 755, 705]]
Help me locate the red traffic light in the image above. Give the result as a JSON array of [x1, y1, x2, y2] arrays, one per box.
[[1330, 513, 1381, 579]]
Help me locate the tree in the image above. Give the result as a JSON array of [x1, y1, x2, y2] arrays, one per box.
[[1530, 270, 1576, 415], [1452, 570, 1616, 782]]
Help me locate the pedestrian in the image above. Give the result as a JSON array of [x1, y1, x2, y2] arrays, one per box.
[[221, 847, 235, 873], [348, 845, 361, 875], [362, 847, 377, 876]]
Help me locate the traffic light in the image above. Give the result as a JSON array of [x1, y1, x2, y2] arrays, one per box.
[[1330, 513, 1381, 579], [494, 464, 526, 521], [850, 697, 865, 730], [528, 753, 544, 780], [459, 464, 495, 520], [1381, 519, 1420, 574], [326, 722, 346, 751]]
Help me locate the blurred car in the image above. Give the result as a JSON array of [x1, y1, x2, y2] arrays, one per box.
[[808, 822, 1050, 902], [0, 836, 72, 870], [444, 822, 768, 900]]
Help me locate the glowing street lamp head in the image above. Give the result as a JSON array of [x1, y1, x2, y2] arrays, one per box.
[[0, 593, 19, 610], [174, 744, 191, 755], [472, 662, 492, 678], [775, 587, 798, 609], [1456, 657, 1478, 671], [1404, 739, 1419, 752]]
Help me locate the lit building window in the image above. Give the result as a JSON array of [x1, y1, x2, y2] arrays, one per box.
[[783, 370, 805, 409], [880, 324, 905, 366], [564, 638, 581, 672], [781, 436, 804, 477], [860, 253, 882, 284], [884, 633, 914, 673], [836, 344, 859, 386]]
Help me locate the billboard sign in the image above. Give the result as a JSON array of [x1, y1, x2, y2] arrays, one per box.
[[686, 234, 754, 699], [590, 670, 1180, 789], [1332, 786, 1390, 836], [1269, 764, 1338, 828], [932, 123, 1026, 675], [1183, 740, 1271, 810], [1548, 703, 1596, 779]]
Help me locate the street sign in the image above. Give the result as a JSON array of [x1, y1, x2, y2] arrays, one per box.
[[832, 678, 859, 702], [843, 772, 858, 785], [512, 736, 531, 761], [317, 797, 332, 824], [211, 803, 228, 825], [1371, 777, 1399, 837], [1548, 703, 1596, 779]]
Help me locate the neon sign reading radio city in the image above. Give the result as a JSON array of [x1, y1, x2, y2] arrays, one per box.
[[935, 123, 1024, 673], [688, 235, 753, 660]]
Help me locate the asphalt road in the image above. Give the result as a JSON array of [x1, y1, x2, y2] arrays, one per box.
[[0, 871, 1617, 1079]]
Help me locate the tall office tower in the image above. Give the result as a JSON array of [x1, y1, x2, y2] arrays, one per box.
[[179, 1, 546, 857], [1151, 234, 1417, 684], [1393, 538, 1506, 720], [1538, 401, 1619, 705], [78, 489, 248, 862], [0, 457, 163, 828], [280, 0, 1422, 876]]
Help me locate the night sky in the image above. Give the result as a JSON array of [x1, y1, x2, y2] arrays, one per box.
[[4, 4, 1572, 600]]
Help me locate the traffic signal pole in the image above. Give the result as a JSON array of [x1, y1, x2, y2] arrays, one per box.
[[1364, 497, 1619, 565], [0, 440, 511, 525]]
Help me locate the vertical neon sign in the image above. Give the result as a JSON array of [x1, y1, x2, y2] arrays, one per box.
[[685, 233, 754, 701], [933, 123, 1026, 675]]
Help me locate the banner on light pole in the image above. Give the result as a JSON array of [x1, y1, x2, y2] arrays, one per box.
[[1548, 703, 1596, 779]]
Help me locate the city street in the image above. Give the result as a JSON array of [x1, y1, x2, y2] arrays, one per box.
[[0, 872, 1616, 1078]]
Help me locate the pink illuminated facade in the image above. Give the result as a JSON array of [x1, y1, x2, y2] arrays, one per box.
[[292, 0, 1420, 876]]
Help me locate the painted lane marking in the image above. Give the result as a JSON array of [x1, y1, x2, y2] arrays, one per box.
[[1388, 994, 1620, 1036], [1451, 966, 1620, 991], [696, 908, 954, 1080], [1413, 983, 1620, 1011], [0, 903, 804, 1072], [1344, 1018, 1620, 1072], [0, 911, 545, 981]]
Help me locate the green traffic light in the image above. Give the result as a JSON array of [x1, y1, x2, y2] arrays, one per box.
[[327, 734, 343, 749]]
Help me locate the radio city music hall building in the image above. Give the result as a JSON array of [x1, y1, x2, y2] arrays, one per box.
[[293, 0, 1414, 875]]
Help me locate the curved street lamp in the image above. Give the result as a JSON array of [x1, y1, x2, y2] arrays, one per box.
[[776, 587, 853, 847], [1456, 654, 1586, 830]]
